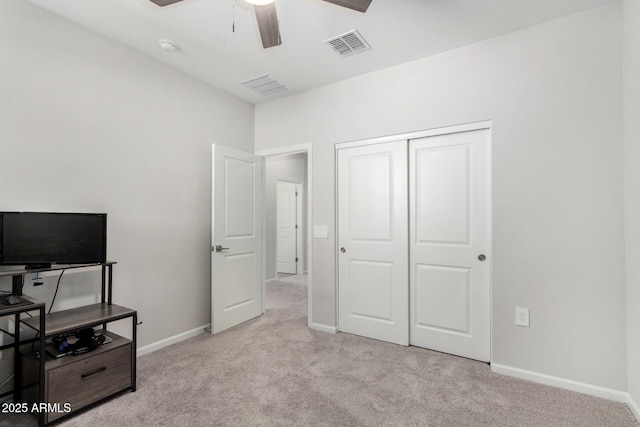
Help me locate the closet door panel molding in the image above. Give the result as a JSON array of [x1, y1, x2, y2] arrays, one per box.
[[336, 121, 491, 362], [409, 128, 491, 362], [337, 140, 409, 346]]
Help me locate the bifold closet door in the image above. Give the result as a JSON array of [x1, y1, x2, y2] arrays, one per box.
[[337, 140, 409, 346], [409, 129, 491, 362]]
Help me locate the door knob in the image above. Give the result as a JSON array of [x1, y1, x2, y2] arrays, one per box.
[[215, 245, 229, 252], [478, 254, 486, 261], [340, 247, 346, 253]]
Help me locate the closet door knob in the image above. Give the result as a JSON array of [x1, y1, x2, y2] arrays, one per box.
[[340, 247, 346, 253], [478, 254, 486, 261]]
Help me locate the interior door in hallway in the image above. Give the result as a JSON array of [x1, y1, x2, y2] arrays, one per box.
[[277, 180, 298, 274], [409, 128, 491, 362], [337, 140, 409, 346], [211, 144, 263, 334]]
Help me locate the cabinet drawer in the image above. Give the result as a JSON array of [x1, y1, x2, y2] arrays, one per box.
[[47, 343, 131, 421]]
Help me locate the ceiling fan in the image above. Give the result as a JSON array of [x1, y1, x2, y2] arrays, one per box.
[[148, 0, 372, 49]]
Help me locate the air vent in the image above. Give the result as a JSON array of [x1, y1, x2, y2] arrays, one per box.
[[241, 74, 291, 97], [324, 29, 370, 57]]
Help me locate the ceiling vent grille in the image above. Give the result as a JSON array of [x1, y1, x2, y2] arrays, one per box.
[[240, 74, 290, 97], [324, 29, 370, 57]]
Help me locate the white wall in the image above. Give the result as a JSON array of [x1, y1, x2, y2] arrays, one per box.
[[0, 0, 253, 351], [624, 0, 640, 416], [256, 4, 627, 391], [264, 154, 308, 280]]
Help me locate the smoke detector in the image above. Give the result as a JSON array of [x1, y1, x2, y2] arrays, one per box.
[[159, 39, 178, 52]]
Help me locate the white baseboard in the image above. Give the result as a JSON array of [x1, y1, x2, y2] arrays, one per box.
[[137, 324, 210, 357], [491, 363, 628, 403], [628, 393, 640, 423], [309, 322, 338, 334]]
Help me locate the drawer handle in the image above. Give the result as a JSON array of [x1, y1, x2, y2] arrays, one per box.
[[81, 366, 107, 378]]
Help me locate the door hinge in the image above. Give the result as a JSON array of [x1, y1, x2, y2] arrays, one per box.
[[295, 224, 298, 229], [295, 192, 298, 196], [295, 258, 299, 262]]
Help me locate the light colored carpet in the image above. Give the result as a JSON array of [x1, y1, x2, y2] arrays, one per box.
[[4, 275, 638, 426]]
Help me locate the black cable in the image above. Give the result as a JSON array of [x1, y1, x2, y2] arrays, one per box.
[[31, 331, 40, 354], [48, 269, 66, 314]]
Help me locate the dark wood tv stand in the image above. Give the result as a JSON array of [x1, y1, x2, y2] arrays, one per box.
[[0, 262, 136, 426]]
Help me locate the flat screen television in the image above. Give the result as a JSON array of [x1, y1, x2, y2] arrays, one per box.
[[0, 212, 107, 268]]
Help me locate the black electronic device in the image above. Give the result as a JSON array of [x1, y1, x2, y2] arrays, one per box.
[[47, 328, 111, 358], [0, 211, 107, 269]]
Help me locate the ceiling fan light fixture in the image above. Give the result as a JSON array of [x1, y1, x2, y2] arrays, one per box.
[[245, 0, 276, 5]]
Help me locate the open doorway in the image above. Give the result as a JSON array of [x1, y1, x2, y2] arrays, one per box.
[[257, 144, 312, 328], [211, 143, 312, 334], [264, 153, 308, 280]]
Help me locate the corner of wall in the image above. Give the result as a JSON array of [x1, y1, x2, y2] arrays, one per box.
[[623, 0, 640, 422], [628, 393, 640, 423]]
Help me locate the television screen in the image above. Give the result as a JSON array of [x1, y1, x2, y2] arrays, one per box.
[[0, 212, 107, 266]]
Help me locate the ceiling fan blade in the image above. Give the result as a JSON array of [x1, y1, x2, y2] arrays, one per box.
[[148, 0, 184, 6], [321, 0, 372, 13], [254, 3, 281, 49]]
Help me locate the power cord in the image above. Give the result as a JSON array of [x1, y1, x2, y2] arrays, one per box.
[[48, 269, 66, 314], [31, 332, 40, 354]]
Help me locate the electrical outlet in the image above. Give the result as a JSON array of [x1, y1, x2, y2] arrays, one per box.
[[515, 307, 530, 327]]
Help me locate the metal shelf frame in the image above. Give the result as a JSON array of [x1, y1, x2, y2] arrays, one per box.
[[0, 261, 135, 426]]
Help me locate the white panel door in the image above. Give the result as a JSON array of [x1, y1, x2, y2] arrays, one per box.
[[338, 140, 409, 345], [211, 144, 263, 334], [409, 129, 491, 361], [277, 181, 298, 274]]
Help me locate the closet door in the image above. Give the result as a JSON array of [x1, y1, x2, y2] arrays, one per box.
[[409, 129, 491, 362], [337, 140, 409, 345]]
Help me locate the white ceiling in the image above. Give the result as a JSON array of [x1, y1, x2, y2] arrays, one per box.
[[27, 0, 616, 104]]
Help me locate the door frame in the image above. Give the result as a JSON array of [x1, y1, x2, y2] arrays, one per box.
[[276, 179, 303, 276], [256, 143, 313, 328], [334, 120, 492, 361]]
